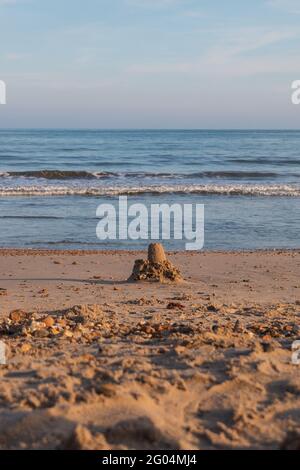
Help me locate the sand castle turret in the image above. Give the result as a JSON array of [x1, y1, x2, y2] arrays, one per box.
[[129, 243, 183, 283], [148, 243, 167, 264]]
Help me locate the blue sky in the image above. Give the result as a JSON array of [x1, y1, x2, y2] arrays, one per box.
[[0, 0, 300, 128]]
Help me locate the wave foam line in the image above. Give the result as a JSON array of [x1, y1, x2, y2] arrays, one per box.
[[0, 184, 299, 197]]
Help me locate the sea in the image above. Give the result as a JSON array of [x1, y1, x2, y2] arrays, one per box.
[[0, 129, 299, 251]]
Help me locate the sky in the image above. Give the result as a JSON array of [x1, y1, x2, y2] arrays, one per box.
[[0, 0, 300, 128]]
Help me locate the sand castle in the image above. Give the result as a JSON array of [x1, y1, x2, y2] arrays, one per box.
[[129, 243, 183, 283]]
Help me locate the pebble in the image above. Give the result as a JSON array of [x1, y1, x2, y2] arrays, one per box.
[[44, 316, 55, 328], [9, 310, 29, 323], [34, 329, 49, 338], [20, 343, 32, 353]]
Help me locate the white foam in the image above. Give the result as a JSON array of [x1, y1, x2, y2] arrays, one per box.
[[0, 184, 299, 197]]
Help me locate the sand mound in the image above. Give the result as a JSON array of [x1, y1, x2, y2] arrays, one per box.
[[129, 243, 183, 283], [61, 304, 103, 323], [105, 416, 179, 450], [61, 424, 109, 450]]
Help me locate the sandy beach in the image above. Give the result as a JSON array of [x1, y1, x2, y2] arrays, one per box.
[[0, 248, 299, 450], [2, 0, 300, 458]]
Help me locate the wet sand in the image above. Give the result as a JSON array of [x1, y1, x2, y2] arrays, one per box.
[[0, 249, 299, 449]]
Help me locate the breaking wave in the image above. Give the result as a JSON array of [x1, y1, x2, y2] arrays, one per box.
[[0, 169, 298, 180], [1, 170, 112, 179], [0, 184, 299, 197]]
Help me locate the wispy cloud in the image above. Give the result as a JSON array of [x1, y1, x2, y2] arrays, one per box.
[[267, 0, 300, 14], [126, 26, 300, 79], [206, 28, 299, 62], [127, 52, 300, 85]]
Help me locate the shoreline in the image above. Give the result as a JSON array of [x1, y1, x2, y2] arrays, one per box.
[[0, 247, 299, 256]]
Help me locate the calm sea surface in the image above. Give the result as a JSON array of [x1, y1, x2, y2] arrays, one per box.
[[0, 129, 299, 250]]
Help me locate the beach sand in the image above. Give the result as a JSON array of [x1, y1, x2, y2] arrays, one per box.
[[0, 248, 299, 450]]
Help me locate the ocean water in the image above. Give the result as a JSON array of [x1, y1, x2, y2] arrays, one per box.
[[0, 129, 299, 250]]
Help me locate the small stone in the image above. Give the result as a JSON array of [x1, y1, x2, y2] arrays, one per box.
[[262, 334, 272, 342], [38, 288, 48, 295], [207, 304, 218, 312], [50, 327, 62, 336], [64, 330, 73, 338], [20, 343, 32, 353], [43, 316, 55, 328], [33, 328, 49, 338], [9, 310, 28, 323], [167, 302, 185, 310], [28, 320, 42, 333]]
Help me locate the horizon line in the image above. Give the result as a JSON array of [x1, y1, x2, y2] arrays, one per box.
[[0, 128, 300, 132]]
